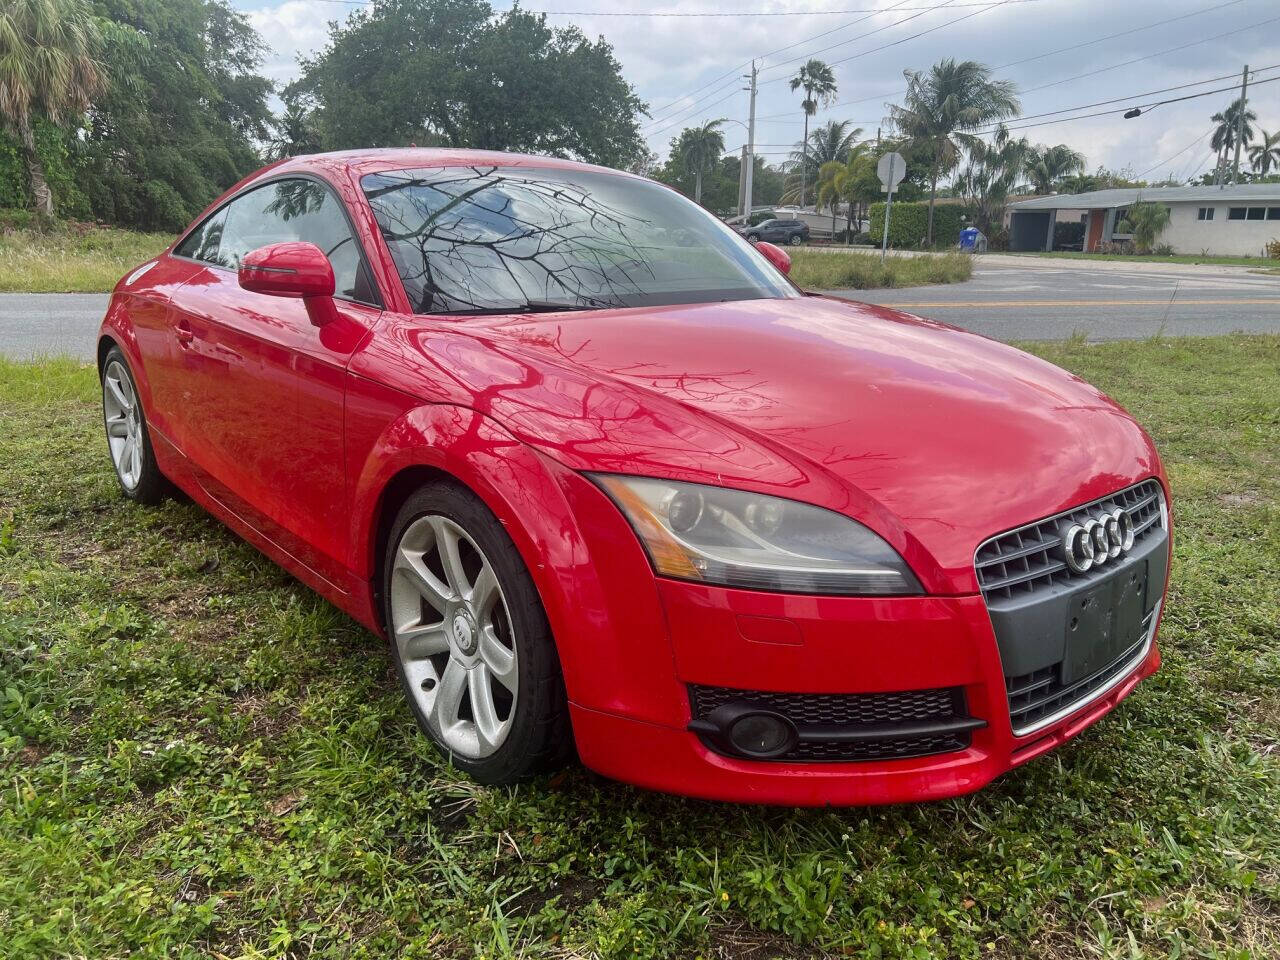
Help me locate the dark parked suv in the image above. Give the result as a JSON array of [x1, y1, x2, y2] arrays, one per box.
[[743, 218, 809, 246]]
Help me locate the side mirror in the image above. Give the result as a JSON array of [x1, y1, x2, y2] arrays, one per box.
[[238, 241, 337, 325], [756, 240, 792, 276]]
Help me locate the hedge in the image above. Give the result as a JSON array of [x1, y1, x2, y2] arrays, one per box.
[[869, 201, 970, 248]]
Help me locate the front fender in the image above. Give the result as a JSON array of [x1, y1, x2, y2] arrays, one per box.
[[344, 386, 686, 727]]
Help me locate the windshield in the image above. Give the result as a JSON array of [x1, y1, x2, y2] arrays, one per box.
[[361, 165, 798, 314]]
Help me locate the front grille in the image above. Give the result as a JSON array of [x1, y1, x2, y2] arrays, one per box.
[[688, 684, 978, 762], [1005, 609, 1155, 731], [975, 479, 1164, 603]]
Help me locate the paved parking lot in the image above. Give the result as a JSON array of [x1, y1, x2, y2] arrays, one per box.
[[2, 257, 1279, 361]]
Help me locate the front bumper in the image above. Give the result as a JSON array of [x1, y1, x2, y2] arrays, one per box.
[[568, 577, 1164, 806]]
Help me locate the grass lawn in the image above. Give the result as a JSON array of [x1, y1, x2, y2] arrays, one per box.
[[789, 249, 971, 289], [0, 225, 171, 294], [2, 339, 1278, 959], [1006, 250, 1280, 269]]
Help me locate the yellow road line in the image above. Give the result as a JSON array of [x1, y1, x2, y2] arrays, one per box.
[[880, 298, 1280, 308]]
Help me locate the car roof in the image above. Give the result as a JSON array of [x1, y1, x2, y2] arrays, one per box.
[[266, 148, 644, 183]]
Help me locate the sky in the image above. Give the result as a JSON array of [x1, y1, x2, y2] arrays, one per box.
[[232, 0, 1280, 181]]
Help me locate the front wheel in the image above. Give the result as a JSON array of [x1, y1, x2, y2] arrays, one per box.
[[101, 346, 168, 504], [383, 482, 572, 784], [746, 233, 760, 243]]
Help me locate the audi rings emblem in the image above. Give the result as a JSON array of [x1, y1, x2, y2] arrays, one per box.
[[1060, 508, 1135, 574]]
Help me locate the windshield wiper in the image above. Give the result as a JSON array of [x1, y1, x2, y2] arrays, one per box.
[[444, 299, 610, 316]]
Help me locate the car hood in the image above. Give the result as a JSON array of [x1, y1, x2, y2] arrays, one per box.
[[403, 296, 1162, 592]]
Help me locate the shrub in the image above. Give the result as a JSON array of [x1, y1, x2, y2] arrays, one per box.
[[1151, 243, 1176, 257], [1266, 238, 1280, 259], [868, 201, 969, 248], [1053, 221, 1085, 249]]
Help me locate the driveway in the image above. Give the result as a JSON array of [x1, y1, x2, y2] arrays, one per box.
[[3, 256, 1279, 361], [828, 256, 1280, 341]]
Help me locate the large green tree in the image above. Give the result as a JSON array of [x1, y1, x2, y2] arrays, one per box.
[[288, 0, 645, 168], [0, 0, 104, 216], [652, 150, 784, 215], [674, 119, 725, 205], [788, 59, 836, 207], [785, 119, 861, 204], [1248, 128, 1280, 176], [1024, 143, 1085, 194], [891, 58, 1020, 244], [1210, 97, 1256, 182], [74, 0, 273, 230], [955, 124, 1030, 238]]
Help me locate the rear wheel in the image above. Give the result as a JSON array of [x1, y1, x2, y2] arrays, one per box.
[[101, 346, 168, 504], [788, 233, 804, 246], [383, 482, 571, 784]]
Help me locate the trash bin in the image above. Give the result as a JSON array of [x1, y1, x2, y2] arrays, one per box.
[[958, 227, 986, 253]]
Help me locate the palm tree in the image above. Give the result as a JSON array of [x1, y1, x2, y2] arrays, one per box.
[[675, 119, 726, 205], [1117, 199, 1171, 254], [955, 124, 1030, 237], [890, 58, 1020, 244], [815, 140, 871, 237], [1248, 128, 1280, 176], [786, 120, 862, 203], [0, 0, 105, 217], [1024, 144, 1086, 194], [1210, 98, 1257, 183], [789, 59, 837, 207]]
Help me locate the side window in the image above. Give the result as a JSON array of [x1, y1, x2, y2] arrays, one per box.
[[218, 179, 380, 304], [174, 207, 229, 264]]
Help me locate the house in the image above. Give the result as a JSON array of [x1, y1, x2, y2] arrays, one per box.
[[1007, 184, 1280, 256]]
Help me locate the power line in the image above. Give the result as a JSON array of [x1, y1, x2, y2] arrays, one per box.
[[645, 88, 745, 140], [642, 0, 927, 129], [1019, 14, 1280, 97], [764, 0, 1015, 81], [750, 0, 1254, 119], [1134, 128, 1214, 182], [755, 0, 967, 81], [968, 73, 1280, 136], [979, 66, 1280, 131]]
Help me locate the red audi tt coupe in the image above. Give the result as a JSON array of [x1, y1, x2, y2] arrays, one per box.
[[98, 149, 1171, 805]]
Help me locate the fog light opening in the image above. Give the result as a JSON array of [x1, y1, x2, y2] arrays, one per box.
[[727, 711, 797, 758]]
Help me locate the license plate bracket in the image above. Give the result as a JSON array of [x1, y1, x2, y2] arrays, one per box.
[[1062, 560, 1148, 684]]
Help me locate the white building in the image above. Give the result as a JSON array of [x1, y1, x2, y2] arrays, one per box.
[[1007, 184, 1280, 257]]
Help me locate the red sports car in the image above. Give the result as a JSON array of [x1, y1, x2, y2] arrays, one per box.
[[98, 150, 1171, 805]]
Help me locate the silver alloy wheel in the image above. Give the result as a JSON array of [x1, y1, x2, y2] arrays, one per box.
[[103, 359, 144, 490], [390, 514, 519, 759]]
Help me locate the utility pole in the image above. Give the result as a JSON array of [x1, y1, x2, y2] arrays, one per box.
[[738, 145, 749, 217], [742, 61, 758, 221], [1231, 64, 1250, 185]]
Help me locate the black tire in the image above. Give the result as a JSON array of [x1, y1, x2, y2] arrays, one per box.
[[746, 233, 761, 243], [788, 233, 804, 246], [382, 481, 572, 784], [100, 345, 169, 505]]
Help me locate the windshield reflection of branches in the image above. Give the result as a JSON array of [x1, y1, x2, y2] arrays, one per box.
[[264, 181, 327, 222], [367, 166, 700, 313]]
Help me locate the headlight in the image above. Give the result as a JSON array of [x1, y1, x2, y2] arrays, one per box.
[[591, 475, 921, 595]]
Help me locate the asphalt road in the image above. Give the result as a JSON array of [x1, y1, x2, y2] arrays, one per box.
[[2, 258, 1279, 361], [0, 293, 108, 362], [830, 257, 1280, 341]]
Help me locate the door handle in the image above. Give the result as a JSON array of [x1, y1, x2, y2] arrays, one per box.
[[176, 324, 195, 347]]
